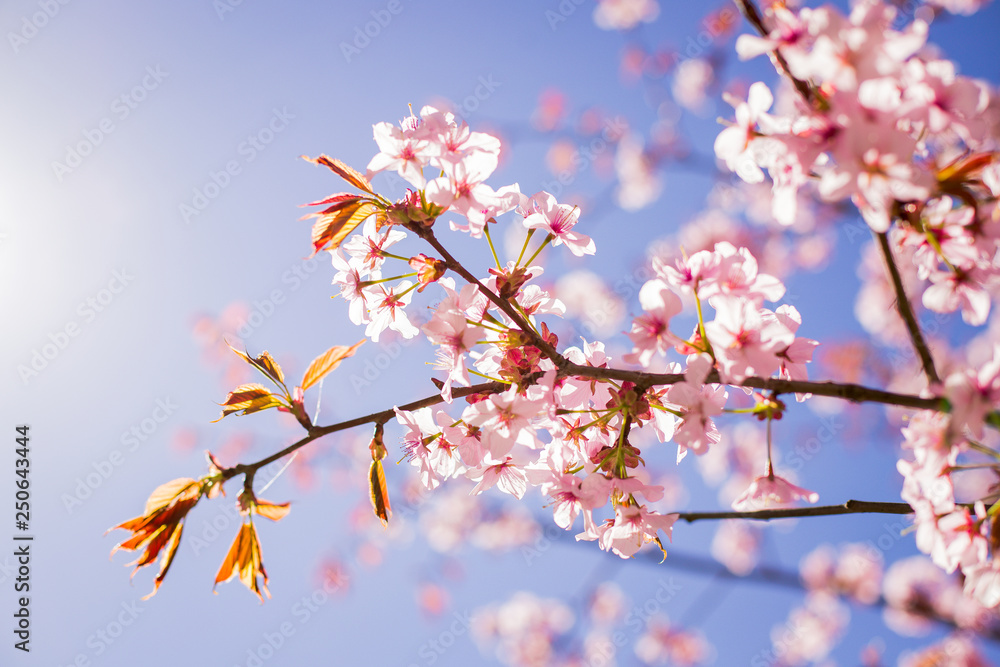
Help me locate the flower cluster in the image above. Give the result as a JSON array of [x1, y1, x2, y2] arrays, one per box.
[[299, 106, 828, 563], [719, 0, 1000, 325], [898, 352, 1000, 608]]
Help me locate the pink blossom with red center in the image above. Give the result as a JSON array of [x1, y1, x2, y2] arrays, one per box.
[[522, 191, 595, 257], [625, 279, 683, 368], [364, 280, 419, 342]]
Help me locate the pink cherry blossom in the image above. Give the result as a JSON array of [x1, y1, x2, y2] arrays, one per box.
[[714, 82, 777, 184], [698, 242, 786, 305], [366, 117, 433, 188], [416, 105, 501, 173], [666, 355, 728, 462], [463, 386, 545, 458], [468, 455, 528, 499], [944, 348, 1000, 439], [341, 216, 406, 274], [425, 159, 501, 237], [773, 304, 820, 396], [522, 191, 595, 257], [330, 249, 378, 326], [580, 504, 678, 559], [705, 296, 795, 382], [364, 280, 419, 342], [923, 265, 993, 326], [731, 469, 819, 511], [625, 279, 683, 368], [423, 279, 485, 401], [530, 472, 611, 529]]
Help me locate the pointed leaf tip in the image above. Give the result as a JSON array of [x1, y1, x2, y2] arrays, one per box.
[[303, 155, 373, 194], [300, 339, 366, 391]]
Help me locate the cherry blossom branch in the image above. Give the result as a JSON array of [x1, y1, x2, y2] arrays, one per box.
[[734, 0, 816, 105], [673, 500, 914, 523], [875, 231, 941, 386], [223, 363, 947, 484], [561, 363, 945, 411]]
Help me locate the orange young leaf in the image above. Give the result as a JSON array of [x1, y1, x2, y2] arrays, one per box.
[[141, 477, 201, 516], [108, 478, 203, 598], [302, 154, 373, 193], [226, 343, 287, 389], [300, 339, 366, 391], [309, 200, 377, 255], [214, 383, 285, 421], [254, 500, 291, 522], [215, 522, 270, 602], [302, 191, 364, 208], [368, 458, 391, 528], [238, 488, 291, 522]]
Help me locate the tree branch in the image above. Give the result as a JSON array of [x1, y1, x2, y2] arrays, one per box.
[[674, 500, 914, 523], [561, 362, 945, 411], [734, 0, 817, 105], [876, 231, 941, 386], [223, 354, 956, 483], [223, 380, 507, 479], [413, 224, 569, 370]]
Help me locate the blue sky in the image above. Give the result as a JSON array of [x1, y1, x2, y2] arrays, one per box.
[[4, 0, 1000, 665]]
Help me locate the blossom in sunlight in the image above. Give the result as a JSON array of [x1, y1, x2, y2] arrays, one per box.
[[711, 521, 760, 576], [635, 616, 711, 666], [667, 354, 728, 461], [731, 470, 819, 511], [593, 0, 659, 31], [468, 455, 529, 499], [522, 191, 595, 257], [579, 504, 678, 559], [625, 279, 683, 367], [614, 132, 662, 211], [364, 280, 419, 342], [713, 82, 776, 184], [769, 593, 849, 665], [672, 58, 714, 112], [705, 296, 795, 382]]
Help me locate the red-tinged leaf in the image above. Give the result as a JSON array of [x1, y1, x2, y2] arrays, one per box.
[[215, 524, 250, 586], [302, 155, 373, 193], [108, 477, 204, 596], [143, 522, 185, 600], [300, 339, 366, 391], [215, 522, 270, 602], [225, 343, 287, 390], [938, 151, 996, 184], [302, 192, 362, 208], [369, 459, 391, 527], [141, 478, 200, 516], [299, 196, 363, 221], [373, 208, 390, 232], [310, 201, 377, 255], [214, 384, 285, 420], [369, 422, 387, 461]]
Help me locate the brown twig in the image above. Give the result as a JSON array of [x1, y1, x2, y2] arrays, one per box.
[[413, 224, 570, 370], [222, 380, 507, 480], [674, 500, 914, 523], [876, 231, 941, 386], [734, 0, 816, 105], [224, 364, 948, 483]]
